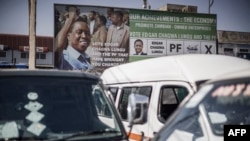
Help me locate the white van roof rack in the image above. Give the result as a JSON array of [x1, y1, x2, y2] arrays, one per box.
[[101, 54, 250, 85]]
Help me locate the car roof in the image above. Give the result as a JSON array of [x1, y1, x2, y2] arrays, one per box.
[[101, 54, 250, 85], [0, 69, 100, 80], [204, 68, 250, 84]]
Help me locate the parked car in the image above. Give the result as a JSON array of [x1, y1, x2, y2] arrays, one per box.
[[0, 61, 13, 68], [151, 68, 250, 141], [0, 61, 28, 69], [101, 54, 250, 141], [15, 63, 28, 69], [0, 69, 128, 141]]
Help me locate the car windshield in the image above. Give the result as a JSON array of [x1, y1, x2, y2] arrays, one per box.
[[0, 76, 123, 140], [203, 82, 250, 135]]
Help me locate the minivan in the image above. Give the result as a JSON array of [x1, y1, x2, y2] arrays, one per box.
[[101, 54, 250, 141]]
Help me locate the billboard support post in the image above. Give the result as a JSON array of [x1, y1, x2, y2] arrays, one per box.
[[28, 0, 36, 70]]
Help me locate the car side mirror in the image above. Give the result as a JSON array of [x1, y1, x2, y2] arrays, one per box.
[[127, 93, 148, 127]]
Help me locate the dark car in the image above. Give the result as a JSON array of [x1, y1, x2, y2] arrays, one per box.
[[152, 68, 250, 141], [0, 61, 13, 68], [0, 69, 128, 141]]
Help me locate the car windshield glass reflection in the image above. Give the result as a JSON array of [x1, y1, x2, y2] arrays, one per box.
[[0, 77, 121, 140]]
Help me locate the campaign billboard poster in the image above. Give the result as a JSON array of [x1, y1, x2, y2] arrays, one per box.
[[54, 4, 217, 73]]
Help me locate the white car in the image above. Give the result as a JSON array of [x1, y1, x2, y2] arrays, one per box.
[[152, 68, 250, 141], [101, 54, 250, 141]]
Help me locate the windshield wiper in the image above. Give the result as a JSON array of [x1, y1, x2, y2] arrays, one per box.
[[52, 129, 120, 141]]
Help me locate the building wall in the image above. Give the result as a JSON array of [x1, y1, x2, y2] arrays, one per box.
[[0, 34, 54, 67], [158, 4, 197, 13], [217, 31, 250, 60]]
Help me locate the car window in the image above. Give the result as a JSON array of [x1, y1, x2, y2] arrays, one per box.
[[158, 86, 189, 122], [108, 87, 119, 101], [93, 87, 112, 117], [118, 86, 152, 120]]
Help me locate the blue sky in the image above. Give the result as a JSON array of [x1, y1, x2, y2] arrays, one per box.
[[0, 0, 249, 36]]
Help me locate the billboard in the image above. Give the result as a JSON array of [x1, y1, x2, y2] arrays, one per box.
[[54, 4, 217, 73]]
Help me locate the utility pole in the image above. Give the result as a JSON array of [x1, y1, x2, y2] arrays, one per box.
[[28, 0, 36, 70], [208, 0, 214, 14]]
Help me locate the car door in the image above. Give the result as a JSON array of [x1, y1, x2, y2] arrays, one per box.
[[147, 81, 193, 138]]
